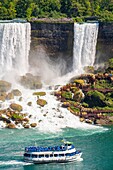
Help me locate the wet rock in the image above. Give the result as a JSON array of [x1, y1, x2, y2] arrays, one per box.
[[6, 123, 16, 129], [27, 102, 32, 106], [30, 123, 37, 127], [23, 124, 30, 128], [80, 117, 85, 122], [84, 66, 94, 73], [74, 79, 85, 87], [33, 91, 46, 96], [62, 102, 70, 108], [10, 103, 23, 112], [0, 80, 11, 92], [6, 92, 14, 100], [20, 73, 42, 89], [0, 116, 11, 123], [37, 99, 47, 107], [54, 91, 62, 97], [19, 97, 23, 101], [0, 95, 6, 101], [11, 89, 22, 96], [73, 89, 84, 102], [23, 118, 29, 122]]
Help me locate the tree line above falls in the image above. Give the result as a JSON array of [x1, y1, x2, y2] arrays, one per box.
[[0, 0, 113, 22]]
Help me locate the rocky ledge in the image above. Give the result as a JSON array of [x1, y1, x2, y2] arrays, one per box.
[[54, 58, 113, 126]]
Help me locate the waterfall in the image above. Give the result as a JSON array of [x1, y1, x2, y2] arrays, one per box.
[[73, 22, 99, 72], [0, 23, 31, 77]]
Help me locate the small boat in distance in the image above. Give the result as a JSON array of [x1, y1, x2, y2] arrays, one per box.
[[24, 140, 82, 164]]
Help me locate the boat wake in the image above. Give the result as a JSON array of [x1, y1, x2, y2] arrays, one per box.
[[0, 160, 32, 166]]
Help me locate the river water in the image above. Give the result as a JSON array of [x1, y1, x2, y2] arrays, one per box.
[[0, 126, 112, 170]]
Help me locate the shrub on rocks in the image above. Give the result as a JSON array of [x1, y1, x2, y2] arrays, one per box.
[[74, 79, 85, 87], [11, 113, 24, 121], [61, 91, 72, 100], [84, 90, 106, 107]]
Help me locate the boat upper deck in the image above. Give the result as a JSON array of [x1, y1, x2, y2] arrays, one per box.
[[25, 144, 75, 153]]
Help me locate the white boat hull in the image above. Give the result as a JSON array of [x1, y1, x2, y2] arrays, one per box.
[[24, 153, 82, 164]]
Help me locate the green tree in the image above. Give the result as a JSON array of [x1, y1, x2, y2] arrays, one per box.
[[8, 2, 17, 19]]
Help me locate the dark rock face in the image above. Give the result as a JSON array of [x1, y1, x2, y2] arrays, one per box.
[[96, 22, 113, 64], [30, 21, 113, 72], [30, 22, 74, 74]]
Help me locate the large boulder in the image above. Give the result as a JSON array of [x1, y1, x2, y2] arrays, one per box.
[[6, 123, 16, 129], [10, 103, 23, 112], [11, 89, 22, 96], [0, 80, 11, 92], [6, 92, 14, 100], [20, 73, 42, 89]]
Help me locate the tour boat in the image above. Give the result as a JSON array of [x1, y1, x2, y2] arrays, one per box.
[[23, 140, 82, 164]]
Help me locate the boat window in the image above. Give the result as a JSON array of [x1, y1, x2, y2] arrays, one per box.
[[45, 155, 49, 158], [32, 154, 37, 158], [59, 154, 64, 157], [50, 154, 53, 157], [39, 155, 44, 158], [54, 154, 58, 157], [24, 153, 30, 157]]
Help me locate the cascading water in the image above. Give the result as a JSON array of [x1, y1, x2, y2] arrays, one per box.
[[0, 22, 103, 133], [73, 23, 99, 73], [0, 23, 31, 77]]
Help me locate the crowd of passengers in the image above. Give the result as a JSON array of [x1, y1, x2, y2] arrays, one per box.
[[25, 145, 75, 152]]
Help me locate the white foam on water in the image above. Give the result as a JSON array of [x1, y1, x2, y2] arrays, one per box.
[[0, 160, 32, 166], [0, 83, 106, 133]]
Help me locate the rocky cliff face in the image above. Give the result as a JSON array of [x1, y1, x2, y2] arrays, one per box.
[[30, 21, 113, 71], [96, 22, 113, 64], [30, 22, 74, 73]]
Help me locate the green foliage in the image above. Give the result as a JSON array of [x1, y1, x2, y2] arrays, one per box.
[[95, 79, 113, 89], [85, 90, 106, 107], [70, 106, 80, 112], [61, 91, 72, 100], [0, 0, 113, 21], [108, 58, 113, 69], [12, 113, 23, 120]]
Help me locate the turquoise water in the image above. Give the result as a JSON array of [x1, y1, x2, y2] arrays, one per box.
[[0, 126, 113, 170]]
